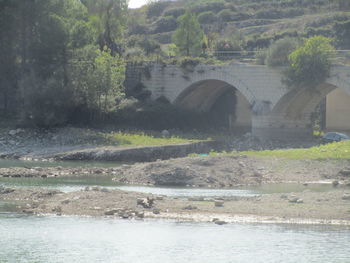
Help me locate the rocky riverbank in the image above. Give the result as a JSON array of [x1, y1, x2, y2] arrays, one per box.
[[0, 127, 320, 161], [1, 155, 350, 187], [0, 127, 221, 162], [1, 186, 350, 225], [112, 155, 350, 187], [51, 141, 219, 162]]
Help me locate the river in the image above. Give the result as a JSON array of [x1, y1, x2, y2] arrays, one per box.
[[1, 159, 349, 262], [0, 211, 349, 263]]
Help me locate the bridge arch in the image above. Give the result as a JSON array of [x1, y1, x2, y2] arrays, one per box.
[[174, 79, 252, 132], [271, 82, 350, 132]]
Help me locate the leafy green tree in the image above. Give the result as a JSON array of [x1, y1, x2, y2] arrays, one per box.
[[69, 46, 125, 120], [172, 10, 204, 57], [284, 36, 336, 88]]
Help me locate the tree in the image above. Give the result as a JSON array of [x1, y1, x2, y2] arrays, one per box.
[[82, 0, 128, 55], [69, 46, 125, 121], [284, 36, 336, 88], [0, 0, 20, 114], [172, 10, 204, 57], [333, 20, 350, 49]]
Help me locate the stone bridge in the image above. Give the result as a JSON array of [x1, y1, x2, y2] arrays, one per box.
[[125, 62, 350, 139]]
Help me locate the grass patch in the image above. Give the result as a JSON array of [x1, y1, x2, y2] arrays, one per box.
[[106, 132, 206, 146], [189, 141, 350, 160], [242, 141, 350, 159]]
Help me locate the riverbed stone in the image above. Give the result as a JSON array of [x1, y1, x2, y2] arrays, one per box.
[[136, 211, 145, 218], [188, 197, 204, 201], [61, 199, 70, 205], [91, 186, 101, 191], [0, 186, 14, 194], [214, 200, 224, 207], [50, 206, 62, 213], [214, 220, 227, 225], [280, 194, 288, 199], [100, 188, 109, 193], [137, 197, 154, 208], [121, 213, 130, 219], [288, 196, 303, 203], [152, 208, 160, 214], [182, 205, 198, 210], [342, 194, 350, 200], [104, 209, 118, 216], [338, 169, 350, 177]]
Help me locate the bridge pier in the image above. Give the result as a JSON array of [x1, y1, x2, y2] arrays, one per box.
[[252, 115, 313, 140]]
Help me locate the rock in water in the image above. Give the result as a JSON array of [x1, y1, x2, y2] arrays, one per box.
[[342, 194, 350, 200], [214, 220, 227, 225], [214, 200, 224, 207]]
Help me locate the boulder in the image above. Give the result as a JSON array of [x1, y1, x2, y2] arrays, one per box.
[[338, 169, 350, 177], [137, 197, 154, 208], [161, 130, 170, 138]]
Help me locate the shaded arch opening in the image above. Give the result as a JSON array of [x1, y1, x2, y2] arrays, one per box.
[[174, 79, 252, 133], [272, 83, 350, 133]]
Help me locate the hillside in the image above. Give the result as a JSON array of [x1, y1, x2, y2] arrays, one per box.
[[126, 0, 350, 57]]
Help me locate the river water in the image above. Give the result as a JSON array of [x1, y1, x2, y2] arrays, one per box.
[[0, 211, 349, 263], [1, 159, 350, 262]]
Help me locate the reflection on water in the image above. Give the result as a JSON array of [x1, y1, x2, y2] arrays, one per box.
[[0, 215, 349, 263]]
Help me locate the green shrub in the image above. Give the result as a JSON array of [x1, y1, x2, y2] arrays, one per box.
[[163, 7, 186, 18], [218, 9, 236, 22], [190, 2, 227, 14], [177, 56, 202, 70], [146, 1, 171, 18], [284, 36, 336, 88], [333, 20, 350, 49], [254, 49, 267, 65], [266, 38, 299, 67], [152, 16, 178, 34], [198, 11, 217, 24]]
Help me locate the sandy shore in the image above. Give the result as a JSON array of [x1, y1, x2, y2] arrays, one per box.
[[1, 186, 350, 225]]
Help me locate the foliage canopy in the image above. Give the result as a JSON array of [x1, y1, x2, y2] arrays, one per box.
[[284, 36, 336, 88]]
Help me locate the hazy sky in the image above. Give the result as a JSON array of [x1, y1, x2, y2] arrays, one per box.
[[129, 0, 148, 8]]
